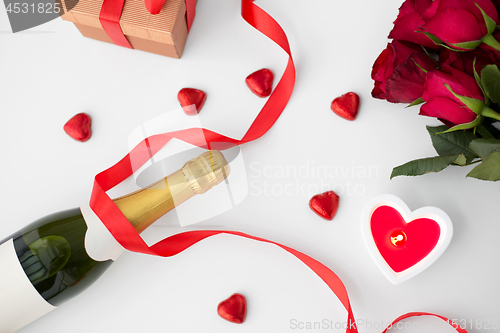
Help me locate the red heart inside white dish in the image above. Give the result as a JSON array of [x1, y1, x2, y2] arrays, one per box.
[[361, 195, 453, 284], [370, 205, 440, 273]]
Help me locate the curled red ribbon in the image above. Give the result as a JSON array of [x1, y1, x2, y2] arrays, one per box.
[[99, 0, 196, 49], [90, 1, 467, 332]]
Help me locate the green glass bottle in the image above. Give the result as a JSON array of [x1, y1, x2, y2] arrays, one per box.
[[0, 150, 230, 333]]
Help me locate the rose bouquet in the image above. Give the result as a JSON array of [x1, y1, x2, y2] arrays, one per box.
[[372, 0, 500, 181]]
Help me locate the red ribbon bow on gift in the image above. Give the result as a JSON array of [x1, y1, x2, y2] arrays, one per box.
[[99, 0, 196, 49]]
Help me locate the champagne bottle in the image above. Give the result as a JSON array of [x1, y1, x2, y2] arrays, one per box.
[[0, 150, 230, 333]]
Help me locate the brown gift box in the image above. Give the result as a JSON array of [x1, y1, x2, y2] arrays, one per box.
[[59, 0, 189, 58]]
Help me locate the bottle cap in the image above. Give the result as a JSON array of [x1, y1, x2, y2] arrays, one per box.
[[183, 150, 231, 194]]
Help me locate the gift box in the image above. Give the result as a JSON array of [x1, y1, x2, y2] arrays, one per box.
[[59, 0, 193, 58]]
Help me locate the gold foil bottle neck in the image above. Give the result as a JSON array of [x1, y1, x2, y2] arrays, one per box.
[[182, 150, 231, 194], [112, 150, 230, 233]]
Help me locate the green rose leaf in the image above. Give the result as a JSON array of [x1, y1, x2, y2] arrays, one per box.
[[469, 138, 500, 158], [478, 121, 500, 138], [390, 155, 459, 179], [427, 125, 478, 163], [480, 64, 500, 103], [467, 151, 500, 181], [454, 154, 467, 166], [476, 123, 495, 139]]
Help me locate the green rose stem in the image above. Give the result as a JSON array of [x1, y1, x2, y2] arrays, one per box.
[[482, 34, 500, 52], [476, 124, 495, 139], [481, 106, 500, 121]]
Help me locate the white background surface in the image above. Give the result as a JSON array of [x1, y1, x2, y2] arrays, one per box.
[[1, 0, 499, 332]]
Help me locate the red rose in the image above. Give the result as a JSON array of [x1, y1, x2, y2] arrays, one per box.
[[439, 48, 497, 76], [421, 0, 499, 50], [385, 52, 437, 103], [388, 0, 441, 49], [371, 40, 436, 103], [420, 68, 484, 125]]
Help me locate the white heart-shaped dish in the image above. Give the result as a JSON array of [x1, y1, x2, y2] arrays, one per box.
[[361, 194, 453, 284]]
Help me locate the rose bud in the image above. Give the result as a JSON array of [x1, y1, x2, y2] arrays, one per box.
[[420, 68, 484, 125], [420, 0, 499, 51]]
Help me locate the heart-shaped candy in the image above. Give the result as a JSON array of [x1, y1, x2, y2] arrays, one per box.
[[331, 92, 360, 121], [63, 113, 92, 142], [245, 68, 274, 97], [217, 293, 247, 324], [361, 195, 453, 284], [309, 191, 339, 221], [178, 88, 207, 116]]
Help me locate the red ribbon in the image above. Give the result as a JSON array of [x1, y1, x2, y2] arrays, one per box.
[[99, 0, 196, 49], [90, 1, 467, 332]]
